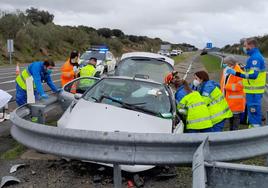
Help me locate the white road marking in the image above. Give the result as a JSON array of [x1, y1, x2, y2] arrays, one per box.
[[0, 67, 61, 76], [0, 70, 61, 80], [4, 79, 62, 93], [0, 73, 62, 85]]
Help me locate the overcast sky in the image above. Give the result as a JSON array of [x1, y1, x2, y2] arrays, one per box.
[[1, 0, 268, 48]]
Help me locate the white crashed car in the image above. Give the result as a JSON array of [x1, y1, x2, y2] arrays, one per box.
[[58, 76, 183, 172]]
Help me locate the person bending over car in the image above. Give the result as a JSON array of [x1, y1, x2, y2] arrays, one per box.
[[165, 72, 213, 133]]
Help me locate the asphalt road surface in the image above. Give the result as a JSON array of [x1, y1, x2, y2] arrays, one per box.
[[0, 62, 64, 111]]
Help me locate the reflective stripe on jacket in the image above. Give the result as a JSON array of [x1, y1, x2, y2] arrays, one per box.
[[242, 48, 266, 94], [79, 64, 96, 88], [177, 90, 213, 130], [15, 68, 35, 90], [220, 64, 246, 113], [200, 81, 233, 125], [242, 69, 266, 94]]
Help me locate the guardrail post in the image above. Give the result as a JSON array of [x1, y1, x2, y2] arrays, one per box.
[[192, 137, 209, 188], [113, 164, 122, 188]]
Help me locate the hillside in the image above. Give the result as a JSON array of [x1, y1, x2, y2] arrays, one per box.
[[0, 8, 197, 65], [221, 35, 268, 56]]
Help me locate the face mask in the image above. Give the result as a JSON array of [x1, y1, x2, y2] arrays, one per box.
[[222, 63, 227, 68], [242, 47, 248, 54], [46, 69, 53, 74], [193, 79, 200, 87], [70, 59, 76, 64]]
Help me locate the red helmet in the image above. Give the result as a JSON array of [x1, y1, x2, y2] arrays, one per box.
[[164, 72, 173, 84]]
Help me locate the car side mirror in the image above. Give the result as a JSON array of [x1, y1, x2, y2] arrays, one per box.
[[74, 93, 82, 100]]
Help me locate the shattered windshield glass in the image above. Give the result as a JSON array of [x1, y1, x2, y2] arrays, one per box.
[[83, 78, 171, 116]]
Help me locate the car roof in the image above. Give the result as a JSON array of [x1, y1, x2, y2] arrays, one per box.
[[120, 52, 174, 67]]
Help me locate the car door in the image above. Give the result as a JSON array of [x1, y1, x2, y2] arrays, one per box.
[[59, 77, 99, 110]]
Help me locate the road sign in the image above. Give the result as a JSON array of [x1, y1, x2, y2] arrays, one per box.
[[7, 39, 14, 53], [206, 42, 212, 49], [7, 39, 14, 64]]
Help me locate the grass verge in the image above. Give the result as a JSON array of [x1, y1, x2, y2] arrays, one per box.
[[172, 52, 196, 64], [200, 54, 222, 72], [0, 141, 26, 160]]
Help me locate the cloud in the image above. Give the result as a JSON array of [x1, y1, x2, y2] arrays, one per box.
[[1, 0, 268, 48]]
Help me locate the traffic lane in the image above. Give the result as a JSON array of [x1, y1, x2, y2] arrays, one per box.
[[0, 72, 61, 89], [0, 66, 61, 78], [0, 69, 61, 83], [0, 61, 64, 75]]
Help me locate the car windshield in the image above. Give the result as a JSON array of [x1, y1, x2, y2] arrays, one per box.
[[115, 58, 173, 83], [83, 78, 172, 116], [80, 51, 106, 60]]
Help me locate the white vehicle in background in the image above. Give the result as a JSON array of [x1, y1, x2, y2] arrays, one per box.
[[79, 45, 116, 75], [170, 50, 178, 56], [158, 50, 170, 57], [116, 52, 174, 83], [170, 49, 183, 56]]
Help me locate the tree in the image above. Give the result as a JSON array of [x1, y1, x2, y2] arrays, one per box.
[[0, 13, 26, 38], [112, 29, 124, 38], [97, 28, 112, 38], [26, 7, 54, 25]]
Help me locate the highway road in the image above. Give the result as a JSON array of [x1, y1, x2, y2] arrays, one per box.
[[0, 62, 64, 111]]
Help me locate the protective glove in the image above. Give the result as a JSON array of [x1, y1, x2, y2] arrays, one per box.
[[41, 93, 49, 99], [226, 68, 236, 75], [178, 109, 187, 115]]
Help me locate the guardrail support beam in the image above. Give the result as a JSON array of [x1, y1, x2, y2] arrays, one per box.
[[113, 164, 122, 188], [192, 137, 209, 188]]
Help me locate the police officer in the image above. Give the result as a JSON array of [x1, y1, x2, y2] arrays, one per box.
[[77, 57, 97, 93], [16, 59, 61, 106], [193, 71, 233, 132], [165, 72, 213, 133], [226, 38, 266, 128]]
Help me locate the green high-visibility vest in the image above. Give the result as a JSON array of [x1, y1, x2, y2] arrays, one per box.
[[15, 68, 36, 90], [242, 68, 266, 94], [177, 91, 213, 130], [203, 87, 233, 125], [79, 64, 96, 88]]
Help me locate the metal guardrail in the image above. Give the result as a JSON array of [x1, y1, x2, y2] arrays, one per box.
[[193, 138, 268, 188], [10, 103, 268, 166]]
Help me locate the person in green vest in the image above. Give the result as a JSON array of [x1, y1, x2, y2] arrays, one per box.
[[165, 72, 213, 133], [77, 57, 97, 93], [193, 71, 233, 132]]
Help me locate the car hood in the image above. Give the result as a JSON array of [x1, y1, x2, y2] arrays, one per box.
[[58, 98, 172, 133]]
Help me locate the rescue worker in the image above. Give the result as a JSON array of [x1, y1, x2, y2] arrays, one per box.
[[220, 56, 246, 130], [61, 50, 80, 86], [77, 57, 97, 93], [193, 71, 233, 132], [15, 59, 60, 106], [165, 72, 213, 133], [226, 38, 266, 128]]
